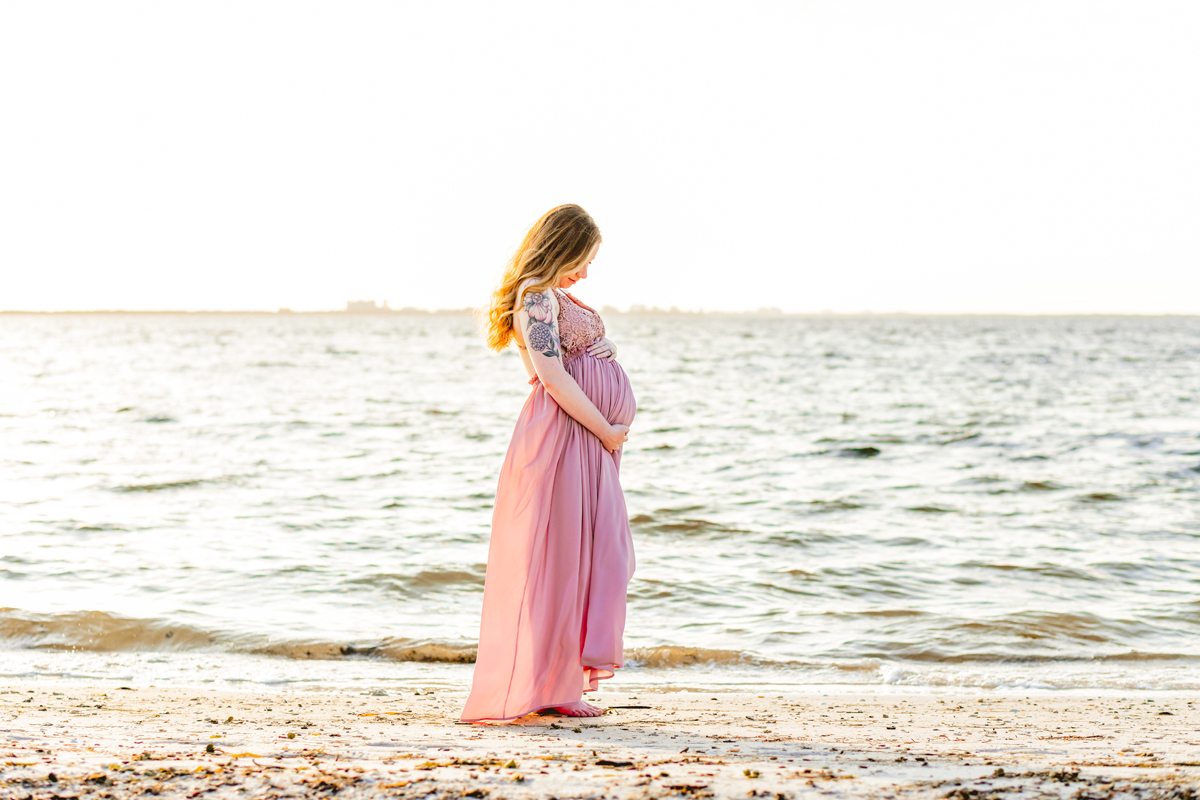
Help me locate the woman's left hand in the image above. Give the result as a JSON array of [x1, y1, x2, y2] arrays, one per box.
[[587, 337, 618, 361]]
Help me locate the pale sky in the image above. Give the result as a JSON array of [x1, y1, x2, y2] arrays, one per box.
[[2, 2, 1197, 314]]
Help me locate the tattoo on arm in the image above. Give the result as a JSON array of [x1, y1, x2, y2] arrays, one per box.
[[523, 291, 561, 359]]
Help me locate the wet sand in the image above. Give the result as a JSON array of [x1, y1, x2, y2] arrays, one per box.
[[3, 681, 1198, 798]]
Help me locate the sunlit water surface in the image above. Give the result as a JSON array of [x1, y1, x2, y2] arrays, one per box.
[[2, 313, 1198, 691]]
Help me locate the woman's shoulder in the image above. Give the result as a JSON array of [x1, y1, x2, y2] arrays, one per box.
[[514, 278, 561, 310]]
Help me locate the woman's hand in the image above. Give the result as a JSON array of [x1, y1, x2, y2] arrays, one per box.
[[600, 423, 630, 453], [587, 337, 618, 361]]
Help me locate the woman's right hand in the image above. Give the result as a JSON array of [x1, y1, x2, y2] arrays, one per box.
[[600, 424, 630, 453]]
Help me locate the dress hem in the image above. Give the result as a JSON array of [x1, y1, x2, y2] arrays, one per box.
[[460, 665, 621, 724]]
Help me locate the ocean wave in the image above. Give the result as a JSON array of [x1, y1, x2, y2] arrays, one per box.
[[624, 646, 755, 668], [5, 608, 1196, 670], [0, 609, 757, 668], [0, 608, 218, 650], [5, 608, 1200, 692], [344, 568, 486, 595], [111, 475, 243, 493], [628, 512, 748, 536], [113, 479, 210, 492], [253, 639, 477, 663], [0, 609, 476, 663]]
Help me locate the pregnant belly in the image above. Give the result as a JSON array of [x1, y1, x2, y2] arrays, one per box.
[[565, 353, 636, 428]]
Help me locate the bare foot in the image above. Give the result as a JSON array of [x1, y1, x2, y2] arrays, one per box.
[[547, 700, 604, 717]]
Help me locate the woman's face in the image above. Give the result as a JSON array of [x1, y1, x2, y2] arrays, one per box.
[[558, 242, 599, 289]]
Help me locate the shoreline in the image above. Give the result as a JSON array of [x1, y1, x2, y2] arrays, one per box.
[[3, 643, 1199, 695], [4, 679, 1197, 798]]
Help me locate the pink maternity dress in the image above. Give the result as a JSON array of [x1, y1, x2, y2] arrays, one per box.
[[460, 289, 636, 723]]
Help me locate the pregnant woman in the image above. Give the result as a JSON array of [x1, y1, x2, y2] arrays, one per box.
[[461, 204, 636, 722]]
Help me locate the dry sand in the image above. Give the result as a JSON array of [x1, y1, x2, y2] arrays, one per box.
[[3, 680, 1198, 798]]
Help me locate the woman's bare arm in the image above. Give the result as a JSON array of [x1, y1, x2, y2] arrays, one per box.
[[516, 289, 628, 453], [515, 341, 536, 380], [510, 286, 538, 380]]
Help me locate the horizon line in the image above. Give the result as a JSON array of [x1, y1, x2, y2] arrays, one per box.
[[2, 308, 1198, 318]]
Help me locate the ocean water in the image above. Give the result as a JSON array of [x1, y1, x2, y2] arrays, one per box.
[[2, 312, 1199, 692]]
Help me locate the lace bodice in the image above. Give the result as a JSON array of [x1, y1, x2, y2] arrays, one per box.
[[555, 289, 606, 366]]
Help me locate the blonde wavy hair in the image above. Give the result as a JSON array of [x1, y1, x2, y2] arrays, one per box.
[[484, 204, 602, 352]]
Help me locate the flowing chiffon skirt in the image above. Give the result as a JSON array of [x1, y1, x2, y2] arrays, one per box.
[[460, 353, 637, 723]]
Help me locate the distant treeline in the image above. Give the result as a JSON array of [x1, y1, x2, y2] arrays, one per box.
[[6, 309, 1188, 318], [3, 307, 788, 316]]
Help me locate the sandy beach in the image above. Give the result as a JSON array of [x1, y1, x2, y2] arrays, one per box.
[[3, 680, 1198, 798]]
